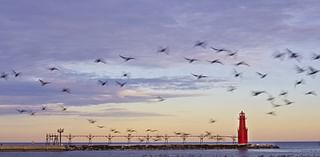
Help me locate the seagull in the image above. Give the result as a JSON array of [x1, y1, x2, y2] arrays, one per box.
[[273, 51, 286, 60], [29, 111, 36, 116], [62, 88, 71, 94], [16, 109, 27, 114], [210, 47, 230, 53], [0, 72, 8, 80], [307, 66, 319, 76], [174, 132, 182, 135], [94, 58, 106, 64], [256, 72, 268, 79], [98, 80, 108, 86], [283, 99, 294, 105], [194, 41, 207, 48], [12, 70, 22, 77], [266, 111, 276, 116], [39, 79, 50, 86], [184, 57, 199, 63], [208, 59, 223, 65], [97, 125, 104, 129], [311, 53, 320, 60], [119, 55, 135, 62], [209, 118, 216, 124], [271, 102, 282, 108], [122, 72, 130, 78], [279, 91, 288, 97], [251, 91, 267, 96], [48, 67, 59, 71], [305, 91, 317, 96], [286, 48, 302, 62], [157, 46, 169, 55], [204, 131, 211, 137], [156, 96, 165, 102], [227, 50, 238, 57], [41, 105, 47, 111], [191, 73, 208, 80], [88, 119, 97, 124], [116, 81, 127, 87], [233, 69, 242, 78], [227, 86, 236, 92], [294, 79, 305, 87], [60, 105, 67, 111], [266, 95, 275, 102], [235, 61, 250, 67], [295, 65, 305, 74]]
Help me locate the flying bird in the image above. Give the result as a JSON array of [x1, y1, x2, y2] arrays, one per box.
[[208, 59, 223, 65], [227, 50, 238, 57], [194, 41, 207, 48], [266, 111, 276, 116], [62, 88, 71, 94], [94, 58, 106, 64], [97, 125, 104, 129], [88, 119, 97, 124], [39, 79, 50, 86], [256, 72, 268, 79], [233, 69, 242, 78], [16, 109, 27, 114], [0, 72, 8, 80], [209, 118, 216, 124], [184, 57, 199, 63], [295, 65, 305, 74], [60, 105, 67, 111], [12, 70, 22, 77], [157, 46, 169, 55], [273, 51, 286, 60], [210, 47, 230, 53], [279, 91, 288, 97], [283, 99, 294, 105], [41, 105, 47, 111], [227, 86, 236, 92], [192, 73, 208, 80], [48, 67, 59, 71], [311, 53, 320, 60], [98, 80, 108, 86], [235, 61, 250, 67], [286, 48, 302, 62], [307, 66, 319, 76], [116, 81, 127, 87], [156, 96, 165, 102], [305, 91, 317, 96], [294, 79, 305, 87], [251, 91, 267, 96], [120, 55, 135, 62]]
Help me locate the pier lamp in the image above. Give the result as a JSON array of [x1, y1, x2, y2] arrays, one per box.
[[57, 128, 64, 145]]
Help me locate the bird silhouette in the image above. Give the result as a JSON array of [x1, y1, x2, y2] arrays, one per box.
[[286, 48, 302, 62], [97, 125, 104, 129], [156, 96, 165, 102], [208, 59, 223, 65], [227, 50, 238, 57], [184, 57, 199, 63], [305, 91, 317, 96], [235, 61, 250, 67], [311, 53, 320, 60], [94, 58, 106, 64], [227, 86, 236, 92], [122, 72, 130, 78], [48, 67, 59, 71], [271, 102, 282, 108], [279, 91, 288, 97], [194, 41, 207, 48], [283, 99, 294, 105], [191, 73, 208, 80], [210, 47, 230, 53], [62, 88, 71, 94], [0, 72, 8, 80], [256, 72, 268, 79], [174, 132, 182, 135], [29, 111, 36, 116], [273, 51, 286, 60], [138, 137, 145, 142], [41, 105, 47, 111], [251, 91, 267, 96], [294, 79, 305, 87], [88, 119, 97, 124], [307, 66, 319, 76], [266, 95, 275, 102], [209, 118, 216, 123], [98, 80, 108, 86], [39, 79, 50, 86], [295, 65, 305, 74], [158, 46, 169, 55], [146, 129, 158, 132], [233, 69, 242, 78], [16, 109, 27, 114], [266, 111, 276, 116], [116, 81, 127, 87], [12, 70, 22, 77], [60, 105, 67, 111], [120, 55, 135, 62]]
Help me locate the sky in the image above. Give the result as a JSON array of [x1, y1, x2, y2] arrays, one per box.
[[0, 0, 320, 142]]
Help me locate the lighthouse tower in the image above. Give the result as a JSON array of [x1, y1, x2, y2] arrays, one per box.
[[238, 111, 248, 144]]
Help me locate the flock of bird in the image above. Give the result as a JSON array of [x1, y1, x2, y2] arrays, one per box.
[[1, 40, 320, 137]]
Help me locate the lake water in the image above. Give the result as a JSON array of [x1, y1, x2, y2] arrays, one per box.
[[1, 142, 320, 157]]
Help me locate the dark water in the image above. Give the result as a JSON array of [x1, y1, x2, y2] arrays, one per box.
[[1, 142, 320, 157]]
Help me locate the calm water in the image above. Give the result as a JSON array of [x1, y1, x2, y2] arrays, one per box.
[[1, 142, 320, 157]]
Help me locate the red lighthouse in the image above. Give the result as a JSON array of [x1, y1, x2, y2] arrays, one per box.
[[238, 111, 248, 144]]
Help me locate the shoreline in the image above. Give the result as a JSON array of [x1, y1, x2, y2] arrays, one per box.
[[0, 144, 279, 152]]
